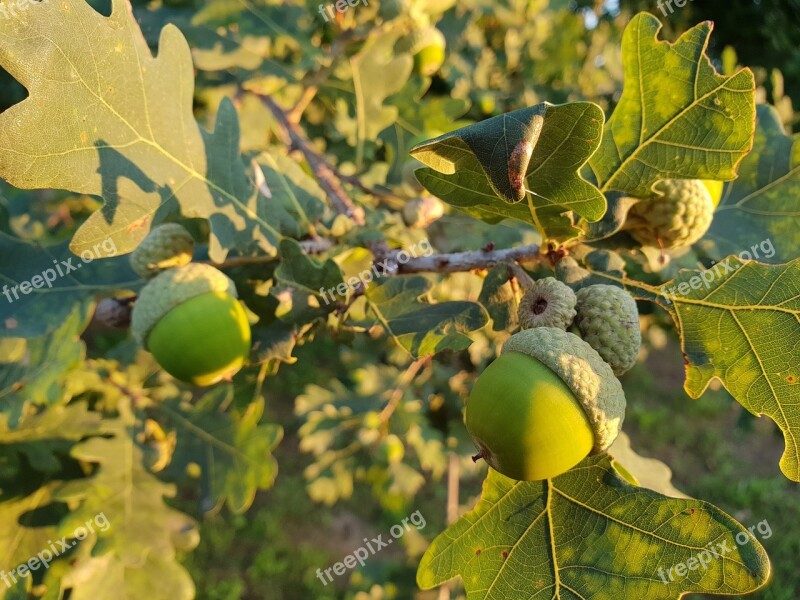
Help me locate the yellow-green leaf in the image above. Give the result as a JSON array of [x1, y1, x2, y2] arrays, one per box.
[[418, 460, 770, 599]]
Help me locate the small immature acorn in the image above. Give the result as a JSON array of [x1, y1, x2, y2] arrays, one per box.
[[465, 327, 626, 481], [625, 179, 715, 250], [131, 263, 251, 386], [397, 27, 446, 76], [517, 277, 577, 330], [130, 223, 195, 279], [573, 284, 641, 376]]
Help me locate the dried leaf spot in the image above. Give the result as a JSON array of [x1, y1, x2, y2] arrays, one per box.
[[508, 140, 534, 200]]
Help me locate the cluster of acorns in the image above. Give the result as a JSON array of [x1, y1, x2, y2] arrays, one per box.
[[465, 277, 641, 481], [126, 224, 251, 386]]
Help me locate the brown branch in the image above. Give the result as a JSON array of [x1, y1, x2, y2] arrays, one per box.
[[390, 243, 542, 274], [259, 94, 365, 225], [258, 94, 545, 277], [285, 34, 352, 123]]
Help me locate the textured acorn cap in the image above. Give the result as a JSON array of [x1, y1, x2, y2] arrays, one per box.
[[574, 284, 641, 376], [501, 327, 626, 453], [130, 223, 195, 279], [131, 263, 237, 348], [626, 179, 714, 249], [517, 277, 577, 330]]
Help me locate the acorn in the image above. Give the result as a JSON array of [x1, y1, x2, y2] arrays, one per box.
[[625, 179, 715, 250], [573, 284, 641, 376], [130, 223, 194, 279], [397, 27, 446, 76], [465, 327, 626, 481], [517, 277, 577, 330], [131, 263, 251, 386]]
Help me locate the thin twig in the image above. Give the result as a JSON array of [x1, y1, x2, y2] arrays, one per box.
[[378, 357, 430, 430], [285, 34, 352, 123], [393, 243, 542, 274], [204, 238, 335, 270], [259, 94, 365, 225]]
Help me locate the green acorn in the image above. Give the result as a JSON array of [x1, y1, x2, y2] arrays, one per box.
[[573, 284, 641, 376], [465, 327, 626, 481], [130, 223, 194, 279], [131, 263, 251, 386], [517, 277, 577, 330], [398, 27, 446, 76]]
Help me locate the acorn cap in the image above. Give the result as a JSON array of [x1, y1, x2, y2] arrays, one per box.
[[130, 223, 195, 279], [517, 277, 577, 330], [574, 284, 641, 376], [501, 327, 626, 452], [131, 263, 237, 348], [626, 179, 714, 249]]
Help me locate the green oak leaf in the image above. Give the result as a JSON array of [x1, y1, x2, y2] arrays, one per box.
[[272, 238, 343, 324], [412, 102, 605, 242], [275, 239, 343, 298], [55, 413, 198, 600], [588, 13, 755, 195], [0, 402, 102, 475], [380, 82, 470, 183], [332, 31, 413, 168], [654, 257, 800, 482], [709, 104, 800, 262], [364, 277, 488, 358], [253, 152, 328, 239], [0, 233, 137, 338], [161, 388, 283, 514], [607, 432, 688, 499], [0, 0, 282, 262], [418, 459, 770, 599], [0, 306, 90, 424], [0, 479, 61, 590]]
